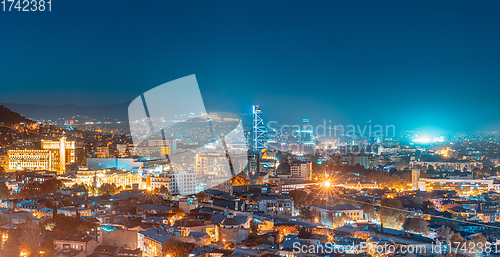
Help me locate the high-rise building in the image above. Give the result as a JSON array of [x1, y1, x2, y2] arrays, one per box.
[[252, 105, 267, 151], [300, 118, 314, 145], [41, 137, 76, 174], [8, 137, 76, 174]]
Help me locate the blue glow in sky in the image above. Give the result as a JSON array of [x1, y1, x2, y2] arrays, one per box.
[[1, 0, 500, 131]]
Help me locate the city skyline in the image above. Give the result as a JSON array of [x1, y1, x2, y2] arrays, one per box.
[[2, 0, 500, 132]]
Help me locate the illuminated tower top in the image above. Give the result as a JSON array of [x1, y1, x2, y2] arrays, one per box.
[[252, 105, 267, 151]]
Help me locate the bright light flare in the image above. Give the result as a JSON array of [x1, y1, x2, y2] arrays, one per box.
[[324, 181, 331, 187], [413, 137, 430, 143]]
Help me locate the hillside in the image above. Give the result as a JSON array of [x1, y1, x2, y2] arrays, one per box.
[[2, 102, 130, 122], [0, 105, 34, 125]]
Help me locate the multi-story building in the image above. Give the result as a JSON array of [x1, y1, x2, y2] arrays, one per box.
[[54, 234, 98, 256], [289, 160, 311, 179], [194, 152, 230, 191], [149, 174, 169, 191], [138, 228, 171, 257], [309, 203, 364, 222], [166, 170, 196, 195], [330, 154, 378, 169], [8, 137, 75, 174], [75, 168, 142, 189], [8, 150, 51, 171], [99, 228, 138, 250], [257, 196, 294, 216]]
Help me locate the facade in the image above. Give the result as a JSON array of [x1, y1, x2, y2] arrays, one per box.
[[331, 155, 378, 169], [289, 160, 311, 179], [217, 213, 250, 243], [194, 152, 231, 191], [99, 229, 138, 250], [138, 228, 171, 257], [8, 137, 75, 174], [75, 168, 142, 189], [54, 234, 98, 256], [309, 204, 364, 222], [8, 150, 51, 171], [344, 181, 378, 190], [149, 174, 170, 190], [257, 196, 294, 216], [165, 170, 196, 195], [410, 160, 475, 171], [58, 207, 92, 218], [417, 178, 494, 194]]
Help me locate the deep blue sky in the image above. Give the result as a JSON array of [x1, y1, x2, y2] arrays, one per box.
[[1, 0, 500, 132]]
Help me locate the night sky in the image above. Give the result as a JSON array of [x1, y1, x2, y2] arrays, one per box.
[[1, 0, 500, 132]]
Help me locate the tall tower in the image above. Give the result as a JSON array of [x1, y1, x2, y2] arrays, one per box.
[[252, 105, 267, 151], [59, 136, 66, 175], [412, 168, 420, 191]]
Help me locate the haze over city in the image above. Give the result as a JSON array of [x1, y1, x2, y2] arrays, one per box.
[[2, 0, 500, 131]]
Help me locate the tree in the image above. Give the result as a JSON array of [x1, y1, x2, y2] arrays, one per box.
[[0, 182, 11, 199], [0, 166, 6, 178], [250, 219, 260, 235], [289, 189, 309, 208], [437, 225, 454, 243], [40, 179, 64, 195], [98, 183, 118, 195], [469, 234, 488, 253], [361, 200, 376, 220], [153, 185, 171, 199], [171, 208, 186, 219], [19, 219, 44, 257], [331, 215, 348, 228], [450, 233, 468, 251], [230, 175, 250, 186], [379, 198, 406, 229], [195, 191, 210, 203], [162, 240, 189, 257], [402, 217, 430, 235]]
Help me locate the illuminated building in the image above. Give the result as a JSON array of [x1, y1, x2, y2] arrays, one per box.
[[41, 137, 76, 174], [417, 178, 495, 194], [309, 204, 364, 225], [299, 118, 315, 145], [165, 170, 196, 195], [138, 228, 171, 257], [344, 181, 378, 190], [8, 150, 51, 171], [54, 234, 98, 256], [75, 168, 142, 189], [217, 213, 250, 243], [149, 174, 169, 190], [194, 152, 231, 191], [252, 105, 267, 151], [412, 168, 420, 190], [7, 137, 76, 174], [410, 160, 475, 171], [289, 160, 312, 179]]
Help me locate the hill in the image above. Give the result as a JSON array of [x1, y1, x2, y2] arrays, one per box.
[[0, 105, 34, 125], [1, 102, 130, 122]]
